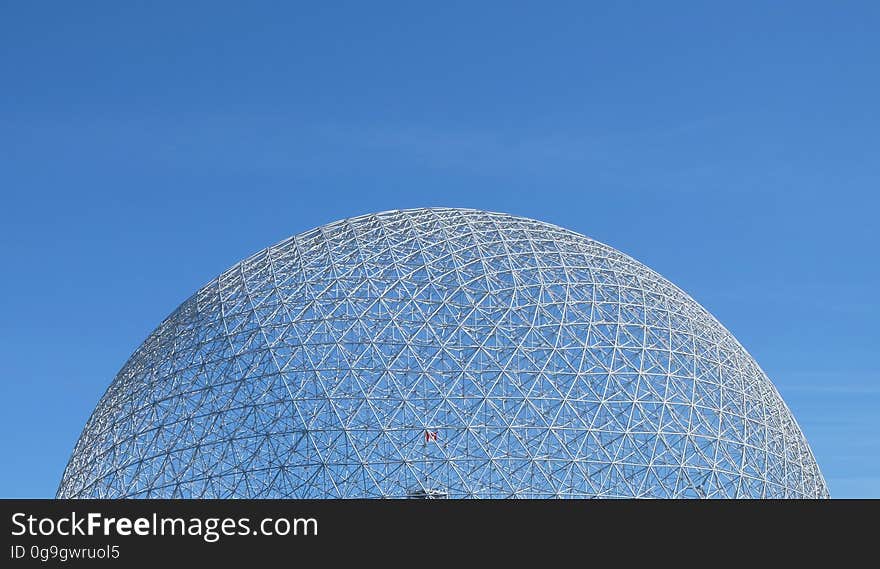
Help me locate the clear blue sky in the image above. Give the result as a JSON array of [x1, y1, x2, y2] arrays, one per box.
[[1, 1, 877, 498]]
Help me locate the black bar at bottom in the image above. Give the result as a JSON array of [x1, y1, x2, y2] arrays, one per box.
[[0, 499, 873, 565]]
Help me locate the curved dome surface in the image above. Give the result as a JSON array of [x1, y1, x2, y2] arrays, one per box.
[[58, 208, 828, 498]]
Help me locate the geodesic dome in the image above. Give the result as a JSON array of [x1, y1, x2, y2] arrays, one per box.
[[58, 208, 828, 498]]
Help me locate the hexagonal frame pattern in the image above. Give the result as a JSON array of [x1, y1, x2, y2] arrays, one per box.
[[58, 208, 828, 498]]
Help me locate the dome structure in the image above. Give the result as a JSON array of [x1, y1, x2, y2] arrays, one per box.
[[58, 208, 828, 498]]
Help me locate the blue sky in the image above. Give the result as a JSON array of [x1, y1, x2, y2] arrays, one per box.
[[1, 1, 877, 498]]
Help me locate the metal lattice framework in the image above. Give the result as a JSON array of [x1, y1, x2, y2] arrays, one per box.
[[58, 208, 828, 498]]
